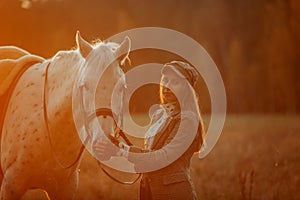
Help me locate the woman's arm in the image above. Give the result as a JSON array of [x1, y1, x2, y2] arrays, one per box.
[[123, 111, 199, 173]]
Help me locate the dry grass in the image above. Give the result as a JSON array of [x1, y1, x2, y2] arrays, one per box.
[[191, 114, 300, 200], [22, 114, 300, 200]]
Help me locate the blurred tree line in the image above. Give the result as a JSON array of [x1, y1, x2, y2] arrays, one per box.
[[0, 0, 299, 114]]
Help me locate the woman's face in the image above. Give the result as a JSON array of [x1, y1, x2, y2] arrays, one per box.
[[160, 69, 186, 103]]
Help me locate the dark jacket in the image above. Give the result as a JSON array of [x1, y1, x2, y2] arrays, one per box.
[[128, 107, 200, 200]]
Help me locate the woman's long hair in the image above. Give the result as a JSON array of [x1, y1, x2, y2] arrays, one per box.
[[159, 76, 206, 153]]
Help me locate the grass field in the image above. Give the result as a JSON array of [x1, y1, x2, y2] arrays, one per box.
[[22, 114, 300, 200]]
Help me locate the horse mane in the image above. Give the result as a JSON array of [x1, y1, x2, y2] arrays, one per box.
[[84, 41, 119, 69], [70, 38, 130, 66], [52, 49, 82, 62], [94, 40, 131, 67]]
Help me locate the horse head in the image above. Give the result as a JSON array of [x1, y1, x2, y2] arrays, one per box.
[[72, 31, 131, 155]]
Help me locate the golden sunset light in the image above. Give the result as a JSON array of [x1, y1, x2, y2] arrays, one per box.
[[0, 1, 299, 200]]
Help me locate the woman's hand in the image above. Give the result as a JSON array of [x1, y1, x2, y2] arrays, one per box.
[[92, 137, 119, 161]]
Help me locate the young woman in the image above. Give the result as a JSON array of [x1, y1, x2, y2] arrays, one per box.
[[93, 61, 205, 200]]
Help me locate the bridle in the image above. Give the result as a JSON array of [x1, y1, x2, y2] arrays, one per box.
[[86, 107, 142, 185], [43, 60, 141, 184]]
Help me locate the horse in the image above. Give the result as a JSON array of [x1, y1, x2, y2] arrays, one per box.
[[0, 31, 130, 199]]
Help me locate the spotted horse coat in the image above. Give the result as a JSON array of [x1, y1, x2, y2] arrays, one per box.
[[0, 32, 130, 199]]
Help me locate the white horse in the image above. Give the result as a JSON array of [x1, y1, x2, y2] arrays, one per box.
[[0, 32, 130, 199]]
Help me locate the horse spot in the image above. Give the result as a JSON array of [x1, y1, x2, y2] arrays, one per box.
[[54, 111, 60, 117], [17, 134, 20, 138], [22, 161, 26, 165], [15, 90, 21, 96], [6, 158, 17, 170], [24, 145, 27, 149], [33, 129, 38, 133], [36, 138, 40, 142], [11, 108, 16, 114], [33, 103, 38, 108], [29, 121, 34, 126], [26, 82, 35, 88], [10, 190, 14, 195], [22, 137, 25, 141], [24, 116, 28, 120]]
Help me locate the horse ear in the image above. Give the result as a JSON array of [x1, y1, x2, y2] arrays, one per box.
[[115, 36, 131, 65], [76, 31, 93, 58]]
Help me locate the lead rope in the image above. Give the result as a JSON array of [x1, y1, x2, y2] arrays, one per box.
[[99, 162, 141, 185], [43, 62, 86, 169]]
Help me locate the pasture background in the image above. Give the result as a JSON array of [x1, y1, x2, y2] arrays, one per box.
[[21, 114, 300, 199], [1, 0, 299, 199]]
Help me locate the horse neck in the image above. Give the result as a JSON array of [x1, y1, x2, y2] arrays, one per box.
[[46, 51, 84, 132]]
